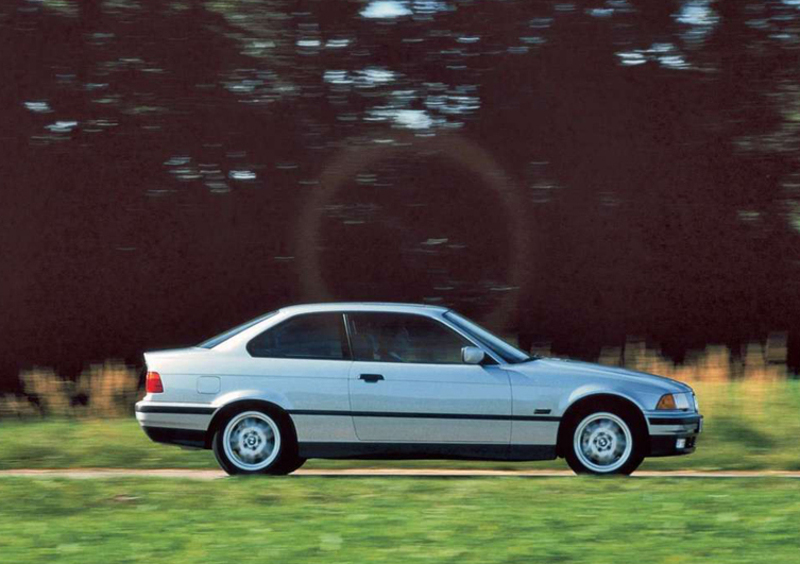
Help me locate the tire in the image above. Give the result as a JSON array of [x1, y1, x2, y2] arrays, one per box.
[[212, 408, 299, 476], [276, 455, 306, 475], [565, 408, 645, 475]]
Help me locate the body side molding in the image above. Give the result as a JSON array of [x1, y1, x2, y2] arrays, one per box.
[[288, 409, 560, 422], [135, 405, 216, 415]]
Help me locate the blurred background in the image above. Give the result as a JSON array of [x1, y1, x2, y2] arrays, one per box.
[[2, 0, 800, 400]]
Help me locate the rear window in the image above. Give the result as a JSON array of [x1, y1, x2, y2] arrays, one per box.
[[197, 310, 279, 349], [247, 313, 349, 360]]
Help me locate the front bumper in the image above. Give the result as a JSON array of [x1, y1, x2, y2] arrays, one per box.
[[647, 413, 703, 457]]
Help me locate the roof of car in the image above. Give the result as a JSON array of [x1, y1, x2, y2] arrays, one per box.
[[278, 302, 449, 315]]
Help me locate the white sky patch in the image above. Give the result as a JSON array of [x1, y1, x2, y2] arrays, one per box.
[[650, 43, 673, 53], [617, 52, 646, 66], [367, 108, 435, 129], [360, 68, 395, 83], [325, 39, 350, 48], [45, 121, 78, 132], [617, 43, 690, 70], [660, 55, 689, 69], [229, 170, 256, 181], [412, 1, 451, 14], [360, 1, 412, 19], [587, 8, 613, 17], [324, 68, 396, 87], [164, 156, 191, 166], [25, 101, 52, 113], [425, 94, 480, 115], [675, 0, 718, 44], [529, 17, 553, 29], [324, 70, 352, 85], [388, 109, 433, 129], [676, 0, 719, 26]]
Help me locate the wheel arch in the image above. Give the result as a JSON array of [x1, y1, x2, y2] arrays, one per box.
[[555, 393, 649, 458], [204, 399, 298, 450]]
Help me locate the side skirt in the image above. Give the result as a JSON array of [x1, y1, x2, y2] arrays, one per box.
[[298, 442, 556, 461]]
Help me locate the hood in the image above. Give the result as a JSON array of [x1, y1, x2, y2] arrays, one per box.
[[515, 357, 693, 394]]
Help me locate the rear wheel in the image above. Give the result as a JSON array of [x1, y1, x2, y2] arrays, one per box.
[[565, 409, 644, 475], [212, 409, 300, 475]]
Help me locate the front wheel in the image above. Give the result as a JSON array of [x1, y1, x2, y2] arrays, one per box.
[[565, 410, 644, 475], [212, 409, 300, 475]]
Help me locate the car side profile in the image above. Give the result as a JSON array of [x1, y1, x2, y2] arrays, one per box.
[[135, 303, 702, 475]]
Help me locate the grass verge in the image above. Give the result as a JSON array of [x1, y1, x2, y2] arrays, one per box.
[[0, 477, 799, 563]]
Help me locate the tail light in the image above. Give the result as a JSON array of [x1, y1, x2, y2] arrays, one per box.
[[146, 371, 164, 394]]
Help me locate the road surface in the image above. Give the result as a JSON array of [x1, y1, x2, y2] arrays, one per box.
[[2, 469, 799, 479]]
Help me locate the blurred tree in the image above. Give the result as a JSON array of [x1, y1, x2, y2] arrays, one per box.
[[2, 0, 799, 387]]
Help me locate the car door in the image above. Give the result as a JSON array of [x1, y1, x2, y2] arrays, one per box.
[[346, 312, 512, 444]]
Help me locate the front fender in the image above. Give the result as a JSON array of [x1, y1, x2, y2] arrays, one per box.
[[561, 384, 650, 416]]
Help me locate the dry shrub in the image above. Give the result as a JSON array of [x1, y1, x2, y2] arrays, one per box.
[[75, 360, 142, 418], [2, 361, 142, 420], [19, 366, 73, 417], [0, 394, 39, 419], [591, 333, 791, 384]]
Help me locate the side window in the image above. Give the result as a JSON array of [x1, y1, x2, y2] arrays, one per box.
[[247, 313, 348, 360], [347, 313, 471, 364]]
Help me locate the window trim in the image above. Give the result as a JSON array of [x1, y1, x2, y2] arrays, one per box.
[[342, 311, 499, 366], [246, 312, 352, 361]]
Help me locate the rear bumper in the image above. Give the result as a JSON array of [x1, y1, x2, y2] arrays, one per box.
[[135, 401, 215, 449], [141, 426, 207, 449], [134, 401, 215, 430], [647, 413, 703, 457]]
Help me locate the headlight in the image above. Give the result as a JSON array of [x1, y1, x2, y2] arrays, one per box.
[[656, 393, 692, 410]]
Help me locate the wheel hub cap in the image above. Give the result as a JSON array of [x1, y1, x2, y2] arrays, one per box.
[[222, 412, 281, 471], [574, 412, 633, 473]]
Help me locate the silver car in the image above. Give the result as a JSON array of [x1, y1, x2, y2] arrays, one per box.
[[135, 303, 702, 475]]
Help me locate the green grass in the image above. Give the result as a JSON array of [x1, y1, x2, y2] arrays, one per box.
[[0, 477, 799, 563], [1, 380, 799, 471]]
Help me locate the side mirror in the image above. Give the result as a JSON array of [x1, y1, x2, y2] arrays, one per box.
[[462, 346, 485, 365]]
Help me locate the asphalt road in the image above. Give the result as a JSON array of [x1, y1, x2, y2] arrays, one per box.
[[2, 469, 800, 479]]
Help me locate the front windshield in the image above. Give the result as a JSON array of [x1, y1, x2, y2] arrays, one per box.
[[197, 310, 279, 349], [443, 311, 532, 364]]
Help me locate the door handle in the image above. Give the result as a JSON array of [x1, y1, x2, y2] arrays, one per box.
[[359, 373, 384, 383]]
